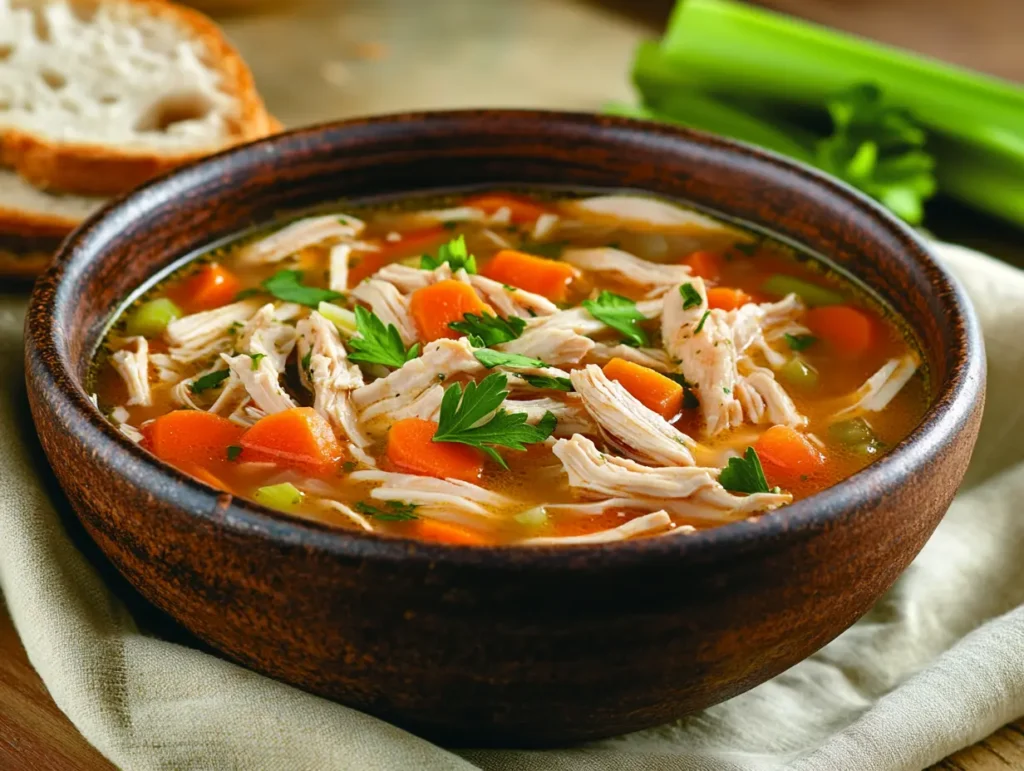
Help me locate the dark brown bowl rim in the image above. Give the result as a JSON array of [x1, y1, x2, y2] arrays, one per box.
[[26, 109, 985, 570]]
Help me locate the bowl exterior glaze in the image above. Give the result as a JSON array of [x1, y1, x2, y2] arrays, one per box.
[[25, 111, 984, 746]]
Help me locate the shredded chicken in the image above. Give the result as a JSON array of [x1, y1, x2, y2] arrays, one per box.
[[728, 294, 806, 369], [552, 435, 790, 515], [532, 213, 560, 241], [561, 247, 691, 294], [118, 423, 144, 443], [350, 279, 418, 346], [836, 354, 920, 418], [235, 215, 365, 265], [506, 395, 598, 437], [110, 337, 151, 407], [164, 299, 262, 365], [237, 304, 299, 372], [736, 364, 806, 428], [466, 274, 559, 319], [296, 311, 367, 446], [352, 338, 482, 421], [315, 499, 373, 532], [389, 384, 446, 422], [560, 195, 750, 240], [570, 365, 696, 466], [373, 263, 442, 293], [328, 243, 352, 293], [523, 511, 675, 545], [586, 343, 672, 372], [496, 328, 594, 367], [222, 353, 296, 415], [349, 470, 514, 527]]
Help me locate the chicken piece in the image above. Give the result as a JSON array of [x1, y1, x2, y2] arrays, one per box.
[[728, 294, 806, 369], [351, 338, 482, 421], [235, 215, 365, 265], [373, 263, 450, 293], [571, 365, 696, 466], [466, 273, 560, 319], [351, 279, 418, 346], [524, 511, 675, 545], [532, 213, 560, 241], [836, 354, 920, 418], [164, 299, 262, 365], [561, 247, 691, 295], [222, 352, 296, 416], [149, 353, 182, 383], [328, 243, 352, 293], [349, 469, 514, 527], [560, 195, 749, 240], [237, 304, 299, 372], [736, 364, 807, 428], [552, 435, 791, 514], [110, 337, 151, 407], [315, 499, 374, 532], [662, 278, 744, 436], [496, 328, 595, 367], [117, 422, 144, 443], [506, 395, 598, 437], [296, 312, 368, 446], [390, 384, 446, 422], [586, 343, 672, 372]]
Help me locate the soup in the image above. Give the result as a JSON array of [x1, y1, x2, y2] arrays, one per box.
[[92, 191, 927, 546]]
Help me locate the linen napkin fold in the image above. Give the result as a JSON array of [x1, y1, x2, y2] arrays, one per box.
[[1, 242, 1021, 771]]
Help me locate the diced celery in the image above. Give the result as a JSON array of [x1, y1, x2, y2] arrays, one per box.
[[828, 417, 875, 445], [317, 301, 357, 335], [400, 255, 423, 268], [124, 298, 182, 337], [780, 357, 819, 389], [254, 482, 304, 512], [514, 506, 548, 527], [762, 275, 843, 307]]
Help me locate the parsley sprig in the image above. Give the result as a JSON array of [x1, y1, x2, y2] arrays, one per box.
[[189, 369, 230, 394], [421, 235, 477, 274], [348, 306, 420, 368], [680, 283, 702, 310], [520, 374, 573, 392], [472, 345, 547, 370], [261, 270, 343, 307], [355, 500, 420, 521], [719, 447, 772, 494], [449, 313, 525, 345], [581, 291, 649, 347], [433, 373, 556, 467], [784, 333, 817, 352]]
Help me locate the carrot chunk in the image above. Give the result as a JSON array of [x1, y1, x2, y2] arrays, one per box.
[[755, 425, 826, 484], [683, 250, 723, 281], [481, 249, 577, 302], [805, 305, 874, 357], [386, 418, 483, 482], [706, 287, 753, 311], [409, 279, 493, 342], [240, 407, 345, 475], [177, 462, 232, 494], [413, 518, 489, 546], [603, 357, 684, 420], [141, 410, 245, 467], [348, 226, 449, 286], [464, 193, 548, 224], [170, 264, 242, 312]]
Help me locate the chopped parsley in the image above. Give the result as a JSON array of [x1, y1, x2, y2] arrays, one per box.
[[449, 313, 525, 345], [301, 348, 313, 378], [472, 346, 548, 370], [420, 235, 477, 273], [680, 283, 702, 310], [249, 353, 266, 370], [226, 445, 243, 462], [261, 270, 343, 307], [354, 500, 420, 521], [189, 369, 230, 394], [582, 291, 649, 347], [694, 310, 711, 334], [719, 447, 771, 494], [784, 333, 818, 352], [433, 373, 557, 467], [348, 306, 421, 369], [520, 374, 574, 392]]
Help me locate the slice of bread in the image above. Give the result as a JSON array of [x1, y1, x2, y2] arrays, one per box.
[[0, 0, 279, 196]]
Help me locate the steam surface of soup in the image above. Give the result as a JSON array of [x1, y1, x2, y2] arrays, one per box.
[[92, 191, 927, 546]]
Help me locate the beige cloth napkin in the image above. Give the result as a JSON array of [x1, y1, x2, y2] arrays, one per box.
[[1, 241, 1022, 771]]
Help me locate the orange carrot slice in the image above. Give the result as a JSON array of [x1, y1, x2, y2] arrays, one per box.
[[805, 305, 874, 357], [413, 518, 490, 546], [348, 226, 449, 286], [603, 358, 684, 420], [755, 425, 826, 484], [481, 249, 577, 302], [683, 250, 723, 281], [409, 279, 493, 342], [240, 407, 345, 475], [464, 193, 548, 224], [142, 411, 245, 467], [170, 263, 242, 312], [706, 287, 753, 311], [386, 418, 483, 482], [177, 462, 232, 493]]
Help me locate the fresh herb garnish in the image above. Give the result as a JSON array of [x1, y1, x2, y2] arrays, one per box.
[[354, 500, 420, 521], [449, 313, 525, 345], [582, 290, 649, 347], [784, 333, 818, 352], [348, 306, 421, 369], [520, 374, 574, 392], [472, 347, 548, 370], [522, 241, 566, 259], [234, 288, 261, 301], [261, 270, 343, 307], [420, 235, 477, 274], [226, 445, 243, 462], [433, 373, 557, 467], [719, 447, 771, 494], [249, 353, 266, 370], [680, 282, 702, 310], [694, 310, 711, 334], [301, 348, 313, 378], [189, 369, 230, 394]]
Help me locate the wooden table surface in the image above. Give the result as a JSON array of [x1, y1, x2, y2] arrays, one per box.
[[2, 0, 1023, 768]]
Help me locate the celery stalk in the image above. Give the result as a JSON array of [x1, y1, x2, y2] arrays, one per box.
[[661, 0, 1024, 166]]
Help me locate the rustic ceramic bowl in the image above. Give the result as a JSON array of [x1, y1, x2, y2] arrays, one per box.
[[25, 111, 984, 746]]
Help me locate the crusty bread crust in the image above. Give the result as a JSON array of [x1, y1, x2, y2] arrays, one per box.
[[0, 205, 80, 240], [0, 247, 55, 279], [0, 0, 279, 196]]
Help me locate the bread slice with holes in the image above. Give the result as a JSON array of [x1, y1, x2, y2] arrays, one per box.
[[0, 0, 279, 197]]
